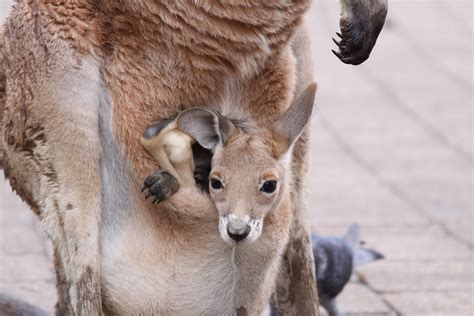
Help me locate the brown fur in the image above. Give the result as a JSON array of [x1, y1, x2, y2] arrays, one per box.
[[1, 0, 320, 314]]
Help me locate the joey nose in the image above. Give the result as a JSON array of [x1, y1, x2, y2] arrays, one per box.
[[227, 223, 251, 242]]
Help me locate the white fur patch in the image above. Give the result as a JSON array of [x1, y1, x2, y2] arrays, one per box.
[[219, 215, 231, 244], [278, 142, 296, 168], [247, 218, 263, 242], [218, 215, 263, 245]]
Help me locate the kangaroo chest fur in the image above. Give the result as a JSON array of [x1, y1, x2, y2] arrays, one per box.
[[95, 0, 307, 179], [93, 1, 305, 314]]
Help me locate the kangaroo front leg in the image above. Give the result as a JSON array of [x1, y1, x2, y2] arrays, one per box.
[[332, 0, 388, 65]]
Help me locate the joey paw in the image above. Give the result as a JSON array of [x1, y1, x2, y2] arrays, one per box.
[[142, 170, 180, 204]]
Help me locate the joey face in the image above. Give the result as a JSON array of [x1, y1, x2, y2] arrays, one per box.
[[209, 133, 287, 245], [177, 83, 317, 245]]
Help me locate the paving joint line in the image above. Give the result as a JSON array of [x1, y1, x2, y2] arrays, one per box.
[[363, 68, 473, 165], [356, 272, 403, 316], [393, 26, 472, 94], [434, 0, 473, 39], [317, 114, 473, 250], [374, 288, 474, 295]]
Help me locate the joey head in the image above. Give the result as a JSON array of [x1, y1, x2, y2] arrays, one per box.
[[142, 83, 317, 245]]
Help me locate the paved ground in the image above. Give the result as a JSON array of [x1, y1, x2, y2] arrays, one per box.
[[1, 0, 472, 315]]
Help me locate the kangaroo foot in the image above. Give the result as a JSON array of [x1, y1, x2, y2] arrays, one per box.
[[332, 0, 388, 65]]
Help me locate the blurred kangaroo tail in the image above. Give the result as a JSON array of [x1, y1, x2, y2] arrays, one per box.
[[0, 293, 49, 316]]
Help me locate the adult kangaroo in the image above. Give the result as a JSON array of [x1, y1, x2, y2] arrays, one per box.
[[0, 0, 387, 314]]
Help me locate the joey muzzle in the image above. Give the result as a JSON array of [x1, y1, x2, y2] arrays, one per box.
[[226, 218, 251, 242]]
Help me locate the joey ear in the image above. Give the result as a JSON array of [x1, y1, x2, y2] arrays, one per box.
[[276, 83, 317, 147], [177, 108, 235, 151], [143, 116, 176, 139], [177, 109, 219, 150]]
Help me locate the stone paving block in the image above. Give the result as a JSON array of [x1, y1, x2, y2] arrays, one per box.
[[318, 279, 397, 315], [383, 290, 473, 316], [0, 281, 56, 314], [0, 207, 36, 228], [308, 126, 431, 228], [310, 101, 472, 246], [0, 254, 54, 283], [0, 0, 12, 20], [307, 179, 430, 228], [363, 2, 471, 88], [0, 187, 37, 228], [352, 225, 472, 261], [333, 282, 392, 315], [439, 220, 473, 248], [438, 0, 473, 32], [358, 259, 473, 293], [389, 0, 472, 49], [309, 203, 429, 229], [0, 224, 46, 256]]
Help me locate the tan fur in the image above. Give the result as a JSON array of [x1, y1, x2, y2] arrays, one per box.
[[202, 127, 297, 313], [0, 0, 322, 315], [139, 81, 316, 314], [141, 121, 196, 187]]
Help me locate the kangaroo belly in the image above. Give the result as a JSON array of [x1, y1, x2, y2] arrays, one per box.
[[100, 215, 282, 315], [100, 221, 236, 315]]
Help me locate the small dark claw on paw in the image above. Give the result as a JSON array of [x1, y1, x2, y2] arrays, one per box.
[[141, 170, 180, 204]]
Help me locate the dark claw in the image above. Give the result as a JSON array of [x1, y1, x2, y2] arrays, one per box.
[[332, 1, 388, 65], [141, 170, 180, 204], [143, 174, 158, 189], [331, 49, 344, 60]]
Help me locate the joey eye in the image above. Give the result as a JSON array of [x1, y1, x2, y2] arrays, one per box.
[[210, 178, 224, 190], [260, 180, 277, 194]]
